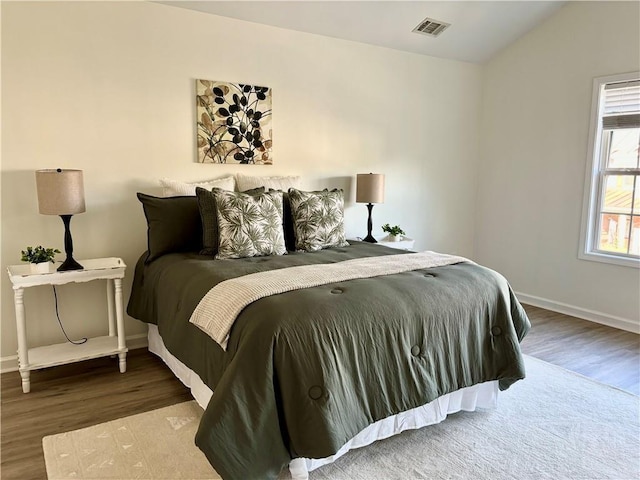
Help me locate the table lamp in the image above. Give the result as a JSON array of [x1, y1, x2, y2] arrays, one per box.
[[35, 169, 85, 271], [356, 173, 385, 243]]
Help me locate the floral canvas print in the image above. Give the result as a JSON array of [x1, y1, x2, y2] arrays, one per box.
[[196, 79, 273, 164]]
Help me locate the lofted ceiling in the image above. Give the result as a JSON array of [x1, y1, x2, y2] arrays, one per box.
[[158, 1, 566, 64]]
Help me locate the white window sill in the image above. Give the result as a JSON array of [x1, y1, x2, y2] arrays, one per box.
[[578, 250, 640, 269]]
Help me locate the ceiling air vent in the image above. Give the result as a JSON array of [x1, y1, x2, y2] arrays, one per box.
[[412, 17, 450, 37]]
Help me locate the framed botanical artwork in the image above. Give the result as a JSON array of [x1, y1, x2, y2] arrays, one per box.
[[196, 79, 273, 164]]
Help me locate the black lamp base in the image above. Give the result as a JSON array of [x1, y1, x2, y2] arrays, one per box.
[[57, 214, 83, 271], [362, 203, 378, 243], [57, 256, 83, 271], [362, 233, 377, 243]]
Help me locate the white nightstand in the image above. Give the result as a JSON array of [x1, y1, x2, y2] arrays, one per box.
[[374, 235, 416, 251], [7, 257, 128, 393]]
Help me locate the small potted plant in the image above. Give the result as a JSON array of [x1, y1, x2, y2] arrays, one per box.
[[381, 224, 406, 242], [21, 246, 61, 273]]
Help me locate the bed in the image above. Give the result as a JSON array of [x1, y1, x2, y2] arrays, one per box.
[[127, 181, 530, 480]]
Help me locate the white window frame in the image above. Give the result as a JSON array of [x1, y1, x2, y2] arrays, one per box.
[[579, 72, 640, 268]]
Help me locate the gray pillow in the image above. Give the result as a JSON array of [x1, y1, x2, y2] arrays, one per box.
[[288, 188, 349, 252], [214, 189, 287, 260], [196, 186, 264, 256]]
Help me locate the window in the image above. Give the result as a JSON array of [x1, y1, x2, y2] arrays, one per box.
[[580, 72, 640, 268]]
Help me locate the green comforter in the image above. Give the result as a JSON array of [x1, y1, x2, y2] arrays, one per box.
[[127, 242, 530, 479]]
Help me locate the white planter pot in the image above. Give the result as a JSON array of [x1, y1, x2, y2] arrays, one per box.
[[30, 262, 51, 274], [389, 235, 402, 242]]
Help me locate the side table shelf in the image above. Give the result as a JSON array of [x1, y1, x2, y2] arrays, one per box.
[[7, 257, 128, 393], [375, 235, 415, 251], [26, 336, 124, 371], [350, 235, 416, 251]]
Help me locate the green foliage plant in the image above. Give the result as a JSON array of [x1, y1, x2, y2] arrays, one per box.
[[381, 224, 405, 237], [21, 246, 61, 264]]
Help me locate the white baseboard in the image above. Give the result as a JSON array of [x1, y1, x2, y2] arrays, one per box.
[[0, 333, 149, 374], [516, 292, 639, 334]]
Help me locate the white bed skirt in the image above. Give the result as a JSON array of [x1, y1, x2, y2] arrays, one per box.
[[148, 324, 499, 480]]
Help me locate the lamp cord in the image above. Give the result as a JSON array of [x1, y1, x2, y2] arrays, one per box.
[[52, 286, 87, 345]]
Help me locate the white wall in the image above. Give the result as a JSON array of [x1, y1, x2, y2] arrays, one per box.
[[477, 1, 640, 330], [1, 2, 482, 363]]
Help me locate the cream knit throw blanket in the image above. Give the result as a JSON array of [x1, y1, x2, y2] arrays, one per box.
[[190, 251, 471, 350]]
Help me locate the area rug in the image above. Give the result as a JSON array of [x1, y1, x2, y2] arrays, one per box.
[[43, 355, 640, 479]]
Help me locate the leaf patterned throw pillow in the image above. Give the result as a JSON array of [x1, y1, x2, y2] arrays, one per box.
[[288, 188, 349, 252], [214, 189, 287, 259], [196, 186, 265, 256]]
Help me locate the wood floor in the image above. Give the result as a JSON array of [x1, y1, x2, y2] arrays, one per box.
[[0, 350, 192, 480], [519, 305, 639, 395], [1, 305, 638, 480]]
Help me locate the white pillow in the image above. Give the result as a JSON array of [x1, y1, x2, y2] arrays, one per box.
[[160, 175, 235, 197], [235, 174, 301, 192]]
